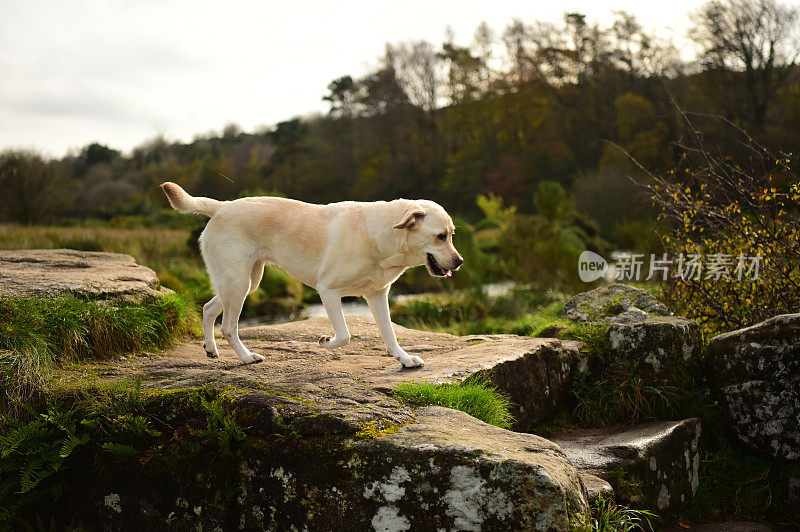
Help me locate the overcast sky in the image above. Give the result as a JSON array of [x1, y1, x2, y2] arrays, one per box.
[[0, 0, 705, 158]]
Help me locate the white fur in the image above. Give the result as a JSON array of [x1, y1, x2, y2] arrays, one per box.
[[160, 182, 462, 367]]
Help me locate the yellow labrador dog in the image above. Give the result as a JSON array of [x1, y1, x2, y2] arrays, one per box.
[[160, 183, 463, 368]]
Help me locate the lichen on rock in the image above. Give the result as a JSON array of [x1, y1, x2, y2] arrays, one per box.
[[709, 313, 800, 460], [561, 284, 701, 386]]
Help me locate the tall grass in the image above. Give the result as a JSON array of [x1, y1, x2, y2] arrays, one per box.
[[0, 223, 195, 265], [0, 293, 200, 411], [571, 371, 681, 427], [0, 222, 213, 300], [571, 494, 656, 531], [394, 377, 514, 429]]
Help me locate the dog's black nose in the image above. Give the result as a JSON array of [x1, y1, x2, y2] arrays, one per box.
[[453, 255, 464, 268]]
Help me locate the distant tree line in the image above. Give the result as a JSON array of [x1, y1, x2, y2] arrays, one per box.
[[2, 0, 800, 244]]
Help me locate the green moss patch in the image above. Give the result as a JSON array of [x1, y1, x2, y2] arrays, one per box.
[[354, 419, 403, 441], [557, 321, 610, 355]]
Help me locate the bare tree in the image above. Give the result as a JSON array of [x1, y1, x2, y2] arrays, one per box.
[[439, 39, 488, 104], [502, 19, 539, 86], [609, 12, 680, 79], [472, 21, 496, 90], [389, 41, 445, 112], [691, 0, 800, 128]]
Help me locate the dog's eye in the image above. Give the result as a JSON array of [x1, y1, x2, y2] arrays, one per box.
[[437, 233, 447, 241]]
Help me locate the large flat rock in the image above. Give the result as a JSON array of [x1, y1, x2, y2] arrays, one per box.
[[0, 248, 168, 302], [709, 314, 800, 460], [104, 317, 583, 432], [550, 419, 702, 511], [72, 316, 590, 530]]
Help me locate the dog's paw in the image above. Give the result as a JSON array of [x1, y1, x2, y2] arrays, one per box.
[[319, 334, 351, 348], [240, 353, 265, 365], [203, 341, 219, 358], [398, 354, 425, 368]]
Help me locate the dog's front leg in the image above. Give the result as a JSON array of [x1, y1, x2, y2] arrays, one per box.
[[318, 288, 352, 348], [364, 289, 424, 368]]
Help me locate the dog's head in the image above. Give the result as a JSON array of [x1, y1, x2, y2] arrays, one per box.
[[394, 200, 463, 278]]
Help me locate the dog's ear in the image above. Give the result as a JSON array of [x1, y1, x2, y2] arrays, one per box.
[[394, 209, 426, 230]]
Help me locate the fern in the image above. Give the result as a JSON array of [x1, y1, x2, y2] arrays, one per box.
[[0, 420, 49, 458], [19, 459, 53, 494], [100, 442, 139, 456], [190, 392, 246, 459], [0, 405, 89, 523], [59, 434, 89, 459]]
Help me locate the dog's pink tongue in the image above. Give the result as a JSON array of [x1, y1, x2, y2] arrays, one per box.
[[445, 270, 452, 277]]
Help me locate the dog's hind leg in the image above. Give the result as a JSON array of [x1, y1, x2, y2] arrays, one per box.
[[317, 288, 351, 348], [202, 295, 223, 358], [200, 225, 263, 364], [219, 274, 265, 365]]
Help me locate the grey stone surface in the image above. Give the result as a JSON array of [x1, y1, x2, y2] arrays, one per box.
[[550, 419, 702, 511], [606, 307, 649, 324], [0, 248, 169, 302], [606, 316, 703, 381], [580, 473, 614, 502], [709, 314, 800, 460], [562, 283, 671, 323]]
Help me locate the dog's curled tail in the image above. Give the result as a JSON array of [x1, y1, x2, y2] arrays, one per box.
[[160, 182, 222, 217]]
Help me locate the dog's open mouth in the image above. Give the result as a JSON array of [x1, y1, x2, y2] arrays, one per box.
[[427, 253, 452, 278]]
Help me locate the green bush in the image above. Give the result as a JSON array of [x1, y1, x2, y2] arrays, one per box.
[[496, 182, 608, 290]]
